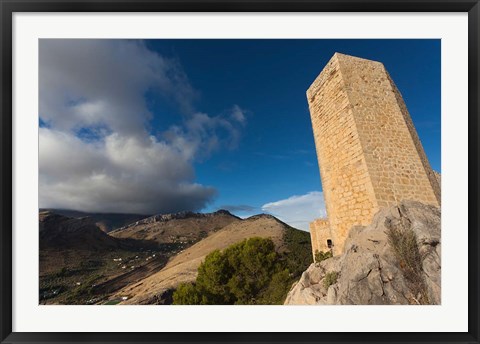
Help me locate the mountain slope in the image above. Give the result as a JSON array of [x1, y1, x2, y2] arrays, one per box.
[[39, 211, 168, 304], [109, 210, 240, 246], [39, 209, 242, 304], [40, 211, 123, 251], [39, 210, 311, 305], [39, 211, 152, 276], [112, 214, 310, 304]]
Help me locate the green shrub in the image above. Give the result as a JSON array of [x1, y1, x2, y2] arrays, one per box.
[[314, 250, 332, 263], [172, 283, 202, 305], [256, 269, 292, 305], [323, 271, 338, 289], [173, 237, 293, 305]]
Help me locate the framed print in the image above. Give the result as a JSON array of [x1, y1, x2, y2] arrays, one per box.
[[0, 1, 479, 343]]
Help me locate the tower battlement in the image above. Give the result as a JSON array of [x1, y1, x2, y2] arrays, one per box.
[[308, 53, 440, 256]]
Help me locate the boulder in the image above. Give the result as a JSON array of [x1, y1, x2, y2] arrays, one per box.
[[284, 201, 441, 305]]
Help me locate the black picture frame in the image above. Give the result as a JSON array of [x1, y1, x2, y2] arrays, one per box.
[[1, 1, 478, 343]]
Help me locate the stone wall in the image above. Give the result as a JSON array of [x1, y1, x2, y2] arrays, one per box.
[[309, 218, 331, 260], [307, 53, 440, 255]]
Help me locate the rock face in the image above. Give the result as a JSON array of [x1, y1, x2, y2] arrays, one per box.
[[284, 201, 441, 305]]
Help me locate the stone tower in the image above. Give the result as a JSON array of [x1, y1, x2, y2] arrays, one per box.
[[307, 53, 440, 257]]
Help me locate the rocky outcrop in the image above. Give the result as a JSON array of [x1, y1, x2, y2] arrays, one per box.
[[284, 201, 441, 305]]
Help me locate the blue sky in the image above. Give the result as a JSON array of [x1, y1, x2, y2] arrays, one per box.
[[39, 39, 440, 230]]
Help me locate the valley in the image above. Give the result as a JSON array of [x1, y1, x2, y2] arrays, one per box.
[[39, 209, 311, 305]]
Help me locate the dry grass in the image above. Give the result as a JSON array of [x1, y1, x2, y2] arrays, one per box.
[[323, 271, 338, 289], [386, 226, 430, 305]]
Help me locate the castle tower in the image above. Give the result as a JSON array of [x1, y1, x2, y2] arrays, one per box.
[[308, 53, 440, 256]]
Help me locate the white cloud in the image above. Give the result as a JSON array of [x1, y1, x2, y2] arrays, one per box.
[[39, 39, 244, 214], [40, 40, 194, 137], [230, 105, 247, 125], [261, 191, 327, 231], [164, 108, 246, 160]]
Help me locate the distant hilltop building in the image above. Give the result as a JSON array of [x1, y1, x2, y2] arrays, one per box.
[[308, 53, 440, 257]]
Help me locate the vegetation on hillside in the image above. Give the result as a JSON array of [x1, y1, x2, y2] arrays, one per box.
[[173, 232, 313, 305], [314, 249, 332, 263], [282, 226, 313, 277], [323, 271, 338, 289], [39, 250, 165, 305]]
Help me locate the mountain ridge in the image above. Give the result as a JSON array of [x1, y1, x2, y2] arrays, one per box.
[[110, 209, 240, 234]]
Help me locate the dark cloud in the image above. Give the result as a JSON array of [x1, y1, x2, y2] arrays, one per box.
[[39, 39, 245, 214]]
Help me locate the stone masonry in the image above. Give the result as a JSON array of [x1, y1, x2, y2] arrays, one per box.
[[307, 53, 440, 257], [309, 218, 331, 261]]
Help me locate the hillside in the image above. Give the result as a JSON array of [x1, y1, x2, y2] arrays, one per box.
[[39, 209, 311, 305], [39, 209, 242, 304], [111, 214, 311, 304], [40, 211, 124, 251], [109, 210, 240, 253], [39, 212, 169, 304]]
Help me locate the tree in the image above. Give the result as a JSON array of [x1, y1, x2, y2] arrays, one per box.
[[172, 282, 201, 304], [173, 237, 292, 305]]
